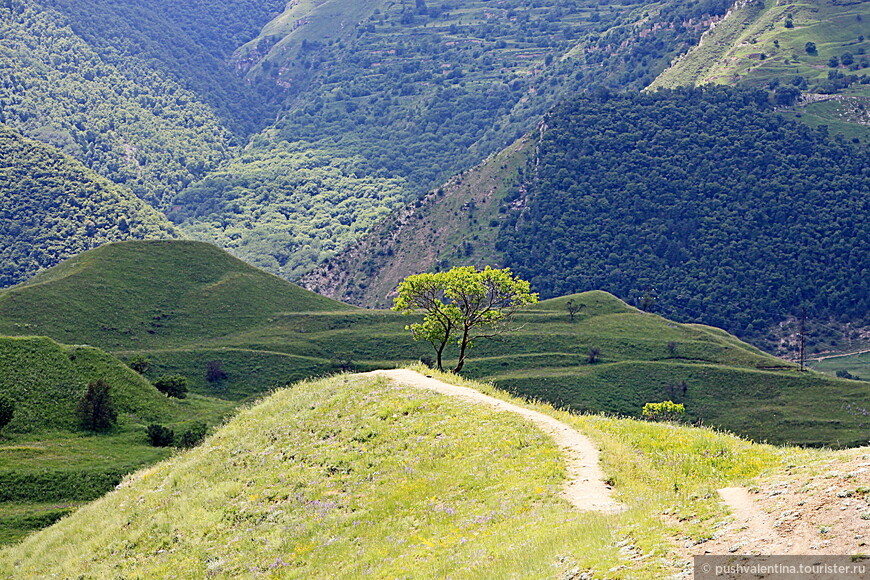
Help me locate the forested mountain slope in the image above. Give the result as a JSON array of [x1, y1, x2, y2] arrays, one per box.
[[0, 125, 177, 287], [0, 0, 282, 207], [306, 87, 870, 346], [174, 0, 736, 279]]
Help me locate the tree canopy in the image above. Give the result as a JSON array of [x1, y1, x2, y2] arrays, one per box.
[[496, 87, 870, 343], [393, 266, 537, 372]]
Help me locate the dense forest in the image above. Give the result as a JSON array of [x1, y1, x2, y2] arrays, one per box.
[[0, 124, 177, 287], [0, 0, 282, 208], [497, 87, 870, 339], [176, 0, 734, 278], [173, 145, 408, 279]]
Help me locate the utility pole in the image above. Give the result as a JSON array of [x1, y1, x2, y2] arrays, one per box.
[[798, 312, 806, 371]]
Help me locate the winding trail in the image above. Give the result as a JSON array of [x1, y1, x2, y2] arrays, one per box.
[[704, 488, 812, 556], [368, 369, 625, 514]]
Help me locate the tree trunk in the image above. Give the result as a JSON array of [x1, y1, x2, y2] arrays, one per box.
[[452, 327, 471, 373]]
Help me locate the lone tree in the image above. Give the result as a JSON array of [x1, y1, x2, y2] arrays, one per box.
[[153, 375, 188, 399], [393, 266, 538, 373], [77, 379, 117, 432], [565, 299, 583, 322]]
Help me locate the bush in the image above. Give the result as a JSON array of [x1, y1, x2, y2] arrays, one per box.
[[177, 422, 207, 448], [0, 394, 14, 434], [146, 424, 175, 447], [76, 380, 117, 432], [642, 400, 686, 422], [587, 347, 602, 364], [127, 356, 151, 374], [205, 360, 227, 383], [153, 375, 188, 399]]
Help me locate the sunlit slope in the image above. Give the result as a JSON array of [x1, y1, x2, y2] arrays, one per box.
[[651, 0, 869, 92], [0, 371, 820, 578]]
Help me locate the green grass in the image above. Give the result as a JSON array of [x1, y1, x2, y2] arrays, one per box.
[[810, 350, 870, 381], [0, 371, 826, 578], [0, 333, 237, 546], [1, 241, 865, 544], [1, 243, 864, 448], [0, 240, 350, 349], [0, 336, 172, 432], [652, 0, 870, 93]]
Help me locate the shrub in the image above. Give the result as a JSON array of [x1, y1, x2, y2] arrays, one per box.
[[587, 347, 602, 364], [146, 424, 175, 447], [77, 380, 117, 432], [642, 400, 686, 422], [127, 356, 151, 374], [153, 375, 188, 399], [205, 360, 227, 383], [177, 422, 207, 448], [0, 394, 14, 433]]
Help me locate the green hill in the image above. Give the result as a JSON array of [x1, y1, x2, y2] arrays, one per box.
[[0, 336, 171, 432], [0, 371, 825, 578], [306, 87, 870, 353], [0, 240, 349, 350], [0, 124, 178, 288], [0, 333, 235, 545], [0, 240, 866, 447]]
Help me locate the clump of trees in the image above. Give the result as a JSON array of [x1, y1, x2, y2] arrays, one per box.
[[146, 424, 175, 447], [393, 266, 538, 372], [205, 360, 227, 383]]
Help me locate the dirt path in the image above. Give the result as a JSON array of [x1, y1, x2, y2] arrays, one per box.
[[368, 369, 625, 514], [712, 487, 809, 555], [807, 347, 870, 362]]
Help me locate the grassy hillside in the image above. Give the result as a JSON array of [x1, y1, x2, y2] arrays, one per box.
[[0, 124, 178, 288], [0, 371, 824, 578], [651, 0, 869, 94], [0, 336, 171, 432], [0, 240, 349, 350], [0, 334, 236, 544], [1, 241, 866, 447]]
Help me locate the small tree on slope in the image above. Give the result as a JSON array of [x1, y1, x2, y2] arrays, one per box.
[[393, 266, 538, 373]]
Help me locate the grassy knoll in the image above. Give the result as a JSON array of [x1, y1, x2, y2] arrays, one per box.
[[0, 241, 864, 447], [0, 371, 824, 578], [0, 334, 236, 545], [0, 240, 348, 350]]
